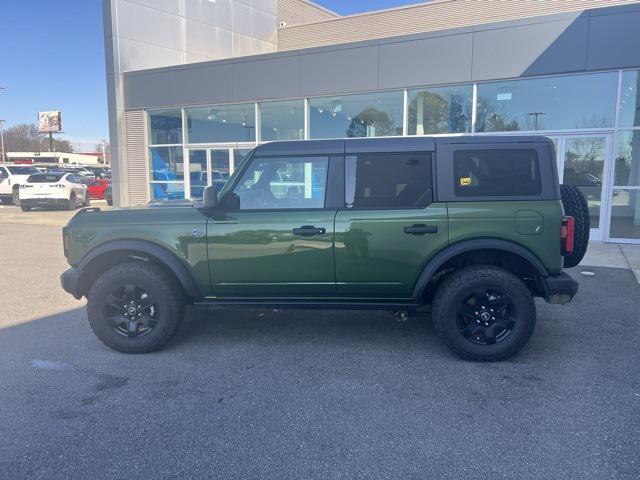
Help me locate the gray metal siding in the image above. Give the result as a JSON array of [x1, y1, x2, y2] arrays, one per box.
[[122, 3, 640, 111], [277, 0, 640, 51], [378, 30, 474, 89], [472, 15, 590, 80], [587, 8, 640, 69], [299, 45, 379, 96]]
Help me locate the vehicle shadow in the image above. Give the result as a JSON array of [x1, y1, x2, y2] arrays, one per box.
[[179, 306, 442, 354]]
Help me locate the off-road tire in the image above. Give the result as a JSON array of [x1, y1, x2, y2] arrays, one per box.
[[66, 193, 77, 211], [87, 261, 186, 353], [560, 184, 590, 268], [21, 205, 31, 212], [83, 192, 91, 207], [433, 265, 536, 361]]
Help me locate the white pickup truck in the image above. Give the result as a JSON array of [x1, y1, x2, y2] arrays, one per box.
[[0, 165, 41, 205]]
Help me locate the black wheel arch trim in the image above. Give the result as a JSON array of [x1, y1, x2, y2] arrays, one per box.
[[77, 239, 202, 300], [412, 239, 548, 298]]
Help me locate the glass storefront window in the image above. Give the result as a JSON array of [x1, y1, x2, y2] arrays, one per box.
[[260, 100, 304, 141], [407, 85, 472, 134], [476, 72, 618, 132], [309, 91, 403, 139], [186, 104, 256, 143], [150, 182, 185, 200], [619, 70, 640, 128], [211, 149, 231, 192], [188, 150, 207, 199], [610, 189, 640, 239], [615, 130, 640, 187], [562, 136, 606, 229], [150, 146, 184, 181], [149, 109, 183, 145]]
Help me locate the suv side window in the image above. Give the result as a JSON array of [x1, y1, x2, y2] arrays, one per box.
[[453, 149, 541, 197], [230, 156, 329, 210], [345, 153, 432, 209], [0, 167, 7, 178]]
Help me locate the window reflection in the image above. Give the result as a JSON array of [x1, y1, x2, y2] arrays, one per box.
[[309, 91, 403, 139], [149, 110, 182, 145], [407, 85, 472, 134], [232, 156, 328, 210], [476, 73, 617, 132], [619, 70, 640, 128], [260, 100, 304, 141], [615, 130, 640, 187], [563, 137, 606, 228], [187, 104, 255, 143]]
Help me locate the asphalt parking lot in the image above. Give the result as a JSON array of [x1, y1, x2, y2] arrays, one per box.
[[1, 205, 639, 479]]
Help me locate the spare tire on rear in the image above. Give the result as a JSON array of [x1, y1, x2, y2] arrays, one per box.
[[560, 184, 590, 268]]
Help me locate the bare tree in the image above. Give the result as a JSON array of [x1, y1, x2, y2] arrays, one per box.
[[3, 123, 73, 153]]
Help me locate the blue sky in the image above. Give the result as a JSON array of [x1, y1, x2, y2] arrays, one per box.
[[0, 0, 107, 147], [0, 0, 418, 146]]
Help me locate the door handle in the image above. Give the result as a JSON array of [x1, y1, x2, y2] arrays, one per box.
[[293, 225, 326, 236], [404, 224, 438, 235]]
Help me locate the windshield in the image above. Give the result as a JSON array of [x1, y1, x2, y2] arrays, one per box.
[[8, 166, 40, 175], [27, 173, 64, 183]]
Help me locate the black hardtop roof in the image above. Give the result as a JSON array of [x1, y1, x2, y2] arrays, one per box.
[[253, 135, 553, 157]]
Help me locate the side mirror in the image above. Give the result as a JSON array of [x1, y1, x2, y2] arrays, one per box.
[[203, 185, 218, 209]]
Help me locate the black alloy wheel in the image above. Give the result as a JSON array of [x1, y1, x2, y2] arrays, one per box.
[[457, 289, 516, 346], [87, 261, 186, 353], [432, 265, 536, 361], [106, 284, 158, 338]]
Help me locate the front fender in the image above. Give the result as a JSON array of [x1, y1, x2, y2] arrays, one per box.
[[76, 239, 202, 300]]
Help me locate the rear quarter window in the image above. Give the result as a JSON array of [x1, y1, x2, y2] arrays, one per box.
[[453, 149, 542, 197]]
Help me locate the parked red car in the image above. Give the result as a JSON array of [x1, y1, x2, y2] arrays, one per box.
[[87, 179, 111, 200]]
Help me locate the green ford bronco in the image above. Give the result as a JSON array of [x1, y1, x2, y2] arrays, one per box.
[[61, 136, 586, 361]]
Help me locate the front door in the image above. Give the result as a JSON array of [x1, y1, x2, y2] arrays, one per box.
[[207, 154, 337, 298], [557, 134, 613, 241]]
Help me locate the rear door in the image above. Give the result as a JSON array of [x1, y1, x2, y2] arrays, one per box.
[[334, 146, 449, 299]]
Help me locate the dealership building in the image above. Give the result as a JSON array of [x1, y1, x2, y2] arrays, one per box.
[[103, 0, 640, 243]]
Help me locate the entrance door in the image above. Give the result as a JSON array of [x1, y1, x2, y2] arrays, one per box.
[[557, 134, 612, 241], [187, 149, 208, 199], [185, 146, 255, 200]]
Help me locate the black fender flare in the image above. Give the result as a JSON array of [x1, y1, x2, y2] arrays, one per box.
[[411, 239, 548, 298], [78, 239, 202, 300]]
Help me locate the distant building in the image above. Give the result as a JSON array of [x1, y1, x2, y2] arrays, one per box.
[[6, 151, 108, 166], [103, 0, 640, 243]]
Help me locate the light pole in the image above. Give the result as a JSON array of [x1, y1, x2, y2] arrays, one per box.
[[0, 87, 5, 163], [0, 119, 5, 164], [527, 111, 546, 131]]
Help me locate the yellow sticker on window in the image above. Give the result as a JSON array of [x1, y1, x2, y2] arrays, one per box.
[[459, 177, 472, 186]]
